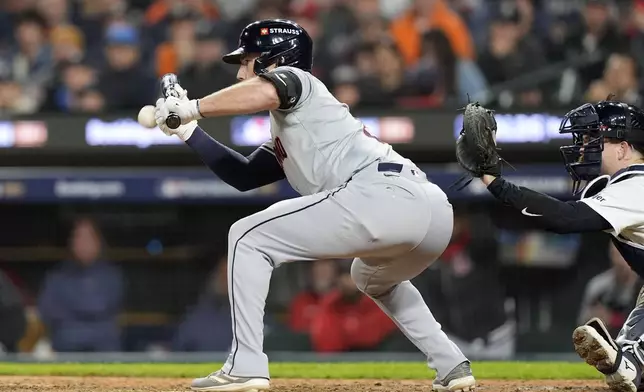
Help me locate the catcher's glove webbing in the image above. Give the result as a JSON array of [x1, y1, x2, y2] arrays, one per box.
[[452, 102, 510, 190]]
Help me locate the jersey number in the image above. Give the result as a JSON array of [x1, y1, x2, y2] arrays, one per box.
[[363, 126, 383, 143], [274, 137, 288, 166]]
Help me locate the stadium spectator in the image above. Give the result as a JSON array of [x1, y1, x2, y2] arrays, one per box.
[[288, 259, 338, 333], [38, 217, 123, 352], [1, 10, 53, 114], [76, 88, 106, 113], [309, 264, 396, 352], [145, 0, 218, 27], [50, 25, 84, 66], [578, 243, 643, 338], [178, 24, 237, 100], [0, 270, 27, 353], [0, 0, 38, 46], [0, 0, 640, 113], [370, 41, 410, 106], [0, 76, 40, 115], [390, 0, 475, 66], [154, 8, 199, 77], [36, 0, 71, 30], [330, 65, 361, 108], [477, 13, 546, 108], [566, 0, 625, 90], [406, 29, 488, 106], [414, 213, 515, 359], [628, 0, 644, 77], [75, 0, 130, 63], [348, 41, 414, 109], [585, 53, 641, 104], [172, 256, 232, 352], [45, 60, 100, 112], [97, 23, 156, 110]]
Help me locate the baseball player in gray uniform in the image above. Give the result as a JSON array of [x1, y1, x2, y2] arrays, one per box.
[[153, 19, 475, 392]]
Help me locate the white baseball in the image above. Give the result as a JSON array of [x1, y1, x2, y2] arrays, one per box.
[[137, 105, 157, 128]]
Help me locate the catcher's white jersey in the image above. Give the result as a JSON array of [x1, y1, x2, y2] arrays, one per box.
[[258, 66, 410, 195], [580, 164, 644, 274]]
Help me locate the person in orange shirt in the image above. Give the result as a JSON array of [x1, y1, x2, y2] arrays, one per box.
[[390, 0, 475, 66], [145, 0, 218, 26], [154, 9, 199, 77]]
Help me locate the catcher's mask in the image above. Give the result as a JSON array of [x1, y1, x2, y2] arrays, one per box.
[[559, 98, 644, 194]]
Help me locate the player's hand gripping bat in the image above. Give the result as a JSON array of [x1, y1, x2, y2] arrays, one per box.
[[160, 73, 182, 130]]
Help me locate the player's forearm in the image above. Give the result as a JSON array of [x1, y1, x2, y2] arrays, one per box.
[[487, 177, 611, 233], [197, 77, 280, 117], [185, 126, 285, 191]]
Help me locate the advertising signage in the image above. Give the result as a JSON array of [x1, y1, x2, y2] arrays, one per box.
[[0, 110, 570, 153]]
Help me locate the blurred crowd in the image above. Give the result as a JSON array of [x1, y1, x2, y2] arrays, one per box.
[[0, 0, 643, 116], [0, 214, 518, 356], [0, 212, 637, 356]]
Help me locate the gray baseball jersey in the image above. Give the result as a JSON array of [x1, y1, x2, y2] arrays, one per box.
[[258, 66, 411, 195], [220, 66, 468, 383]]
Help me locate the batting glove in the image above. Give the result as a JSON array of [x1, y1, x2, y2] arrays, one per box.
[[154, 86, 200, 141]]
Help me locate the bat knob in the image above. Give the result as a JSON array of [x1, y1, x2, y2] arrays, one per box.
[[166, 114, 182, 130]]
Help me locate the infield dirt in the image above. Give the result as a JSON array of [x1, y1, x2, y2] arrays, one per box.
[[0, 376, 607, 391]]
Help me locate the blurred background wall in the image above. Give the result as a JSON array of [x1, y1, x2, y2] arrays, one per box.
[[0, 0, 641, 362]]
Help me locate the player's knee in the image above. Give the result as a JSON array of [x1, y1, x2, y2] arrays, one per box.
[[228, 217, 254, 247], [617, 303, 644, 346], [350, 260, 393, 298]]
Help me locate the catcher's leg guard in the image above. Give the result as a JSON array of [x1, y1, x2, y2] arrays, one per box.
[[574, 288, 644, 392]]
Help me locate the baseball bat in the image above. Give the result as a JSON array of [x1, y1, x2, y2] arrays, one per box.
[[160, 73, 182, 130]]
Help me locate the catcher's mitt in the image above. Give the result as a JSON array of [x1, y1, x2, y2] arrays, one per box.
[[452, 102, 507, 190]]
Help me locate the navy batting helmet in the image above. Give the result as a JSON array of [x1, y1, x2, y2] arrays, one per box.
[[222, 19, 313, 75], [559, 97, 644, 193]]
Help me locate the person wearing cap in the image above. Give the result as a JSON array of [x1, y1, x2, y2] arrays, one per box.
[[97, 23, 156, 110]]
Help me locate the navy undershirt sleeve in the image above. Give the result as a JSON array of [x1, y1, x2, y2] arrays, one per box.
[[185, 126, 285, 192], [487, 177, 611, 234]]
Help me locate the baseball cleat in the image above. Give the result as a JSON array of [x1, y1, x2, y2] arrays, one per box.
[[432, 361, 476, 391], [190, 370, 270, 391], [573, 324, 641, 392]]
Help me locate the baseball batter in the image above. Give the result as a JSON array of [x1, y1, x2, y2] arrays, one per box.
[[153, 20, 475, 392], [457, 99, 644, 392]]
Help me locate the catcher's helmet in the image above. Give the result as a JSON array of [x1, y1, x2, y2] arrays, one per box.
[[222, 19, 313, 75], [559, 98, 644, 193]]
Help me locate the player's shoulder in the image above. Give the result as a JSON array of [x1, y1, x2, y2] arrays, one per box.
[[271, 66, 316, 83], [588, 171, 644, 203], [607, 171, 644, 191]]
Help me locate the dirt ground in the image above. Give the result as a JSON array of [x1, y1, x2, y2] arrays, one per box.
[[0, 376, 609, 392]]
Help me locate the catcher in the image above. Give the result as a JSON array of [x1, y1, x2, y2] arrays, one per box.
[[455, 99, 644, 392]]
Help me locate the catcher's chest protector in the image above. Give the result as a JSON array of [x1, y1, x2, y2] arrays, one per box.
[[582, 165, 644, 277]]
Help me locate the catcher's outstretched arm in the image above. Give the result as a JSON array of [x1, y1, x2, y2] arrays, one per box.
[[484, 176, 611, 234], [186, 126, 285, 192]]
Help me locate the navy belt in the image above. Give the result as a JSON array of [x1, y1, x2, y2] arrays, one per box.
[[377, 162, 403, 173]]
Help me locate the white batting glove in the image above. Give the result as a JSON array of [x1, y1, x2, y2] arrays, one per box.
[[154, 86, 200, 141], [166, 85, 202, 123]]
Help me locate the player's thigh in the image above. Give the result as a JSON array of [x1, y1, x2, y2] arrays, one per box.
[[228, 184, 376, 265], [350, 187, 454, 296]]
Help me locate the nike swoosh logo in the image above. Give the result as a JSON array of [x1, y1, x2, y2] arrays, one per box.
[[521, 208, 542, 217]]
